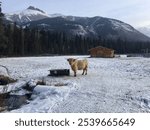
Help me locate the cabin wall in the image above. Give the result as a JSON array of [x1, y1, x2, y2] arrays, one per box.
[[90, 48, 114, 58]]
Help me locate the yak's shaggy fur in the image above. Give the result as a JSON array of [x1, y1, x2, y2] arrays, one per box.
[[67, 58, 88, 77]]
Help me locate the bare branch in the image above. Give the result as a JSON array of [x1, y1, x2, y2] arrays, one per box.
[[0, 65, 10, 76]]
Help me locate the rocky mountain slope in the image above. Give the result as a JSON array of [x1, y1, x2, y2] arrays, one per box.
[[138, 25, 150, 37], [4, 6, 150, 42]]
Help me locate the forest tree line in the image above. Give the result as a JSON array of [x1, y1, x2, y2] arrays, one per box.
[[1, 3, 150, 57]]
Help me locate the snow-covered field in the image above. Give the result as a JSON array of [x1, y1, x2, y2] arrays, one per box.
[[0, 56, 150, 113]]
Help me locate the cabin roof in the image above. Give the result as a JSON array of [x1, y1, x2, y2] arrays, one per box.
[[88, 46, 114, 52]]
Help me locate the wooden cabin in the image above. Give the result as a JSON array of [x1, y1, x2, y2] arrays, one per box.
[[88, 46, 115, 58]]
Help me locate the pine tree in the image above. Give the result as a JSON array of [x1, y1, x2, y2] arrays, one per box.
[[0, 1, 4, 35], [0, 1, 7, 56]]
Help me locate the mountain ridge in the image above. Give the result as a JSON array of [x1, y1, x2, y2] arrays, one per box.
[[27, 6, 46, 13], [5, 6, 49, 24], [4, 6, 150, 42]]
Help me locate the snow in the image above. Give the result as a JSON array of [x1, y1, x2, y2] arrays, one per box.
[[5, 9, 67, 23], [89, 17, 101, 35], [38, 23, 50, 27], [7, 9, 49, 18], [49, 13, 66, 18], [110, 19, 135, 32], [71, 24, 87, 36], [0, 56, 150, 113], [11, 82, 77, 113], [120, 55, 127, 58], [138, 26, 150, 37], [5, 9, 50, 23], [0, 67, 9, 77]]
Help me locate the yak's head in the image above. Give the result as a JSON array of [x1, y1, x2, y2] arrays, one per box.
[[67, 58, 76, 65]]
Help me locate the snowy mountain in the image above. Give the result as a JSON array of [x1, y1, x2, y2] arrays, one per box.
[[23, 16, 150, 41], [5, 6, 50, 24], [138, 25, 150, 37], [4, 6, 150, 42]]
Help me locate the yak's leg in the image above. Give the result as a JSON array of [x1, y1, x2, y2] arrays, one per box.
[[85, 69, 87, 75], [85, 67, 87, 75], [74, 71, 77, 77], [82, 69, 85, 75]]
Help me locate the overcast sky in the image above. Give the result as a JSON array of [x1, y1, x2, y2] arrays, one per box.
[[1, 0, 150, 27]]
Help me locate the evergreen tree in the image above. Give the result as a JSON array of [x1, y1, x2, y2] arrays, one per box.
[[1, 2, 150, 58], [0, 1, 7, 56]]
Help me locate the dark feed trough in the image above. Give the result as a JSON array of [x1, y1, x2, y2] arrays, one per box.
[[48, 69, 70, 76]]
